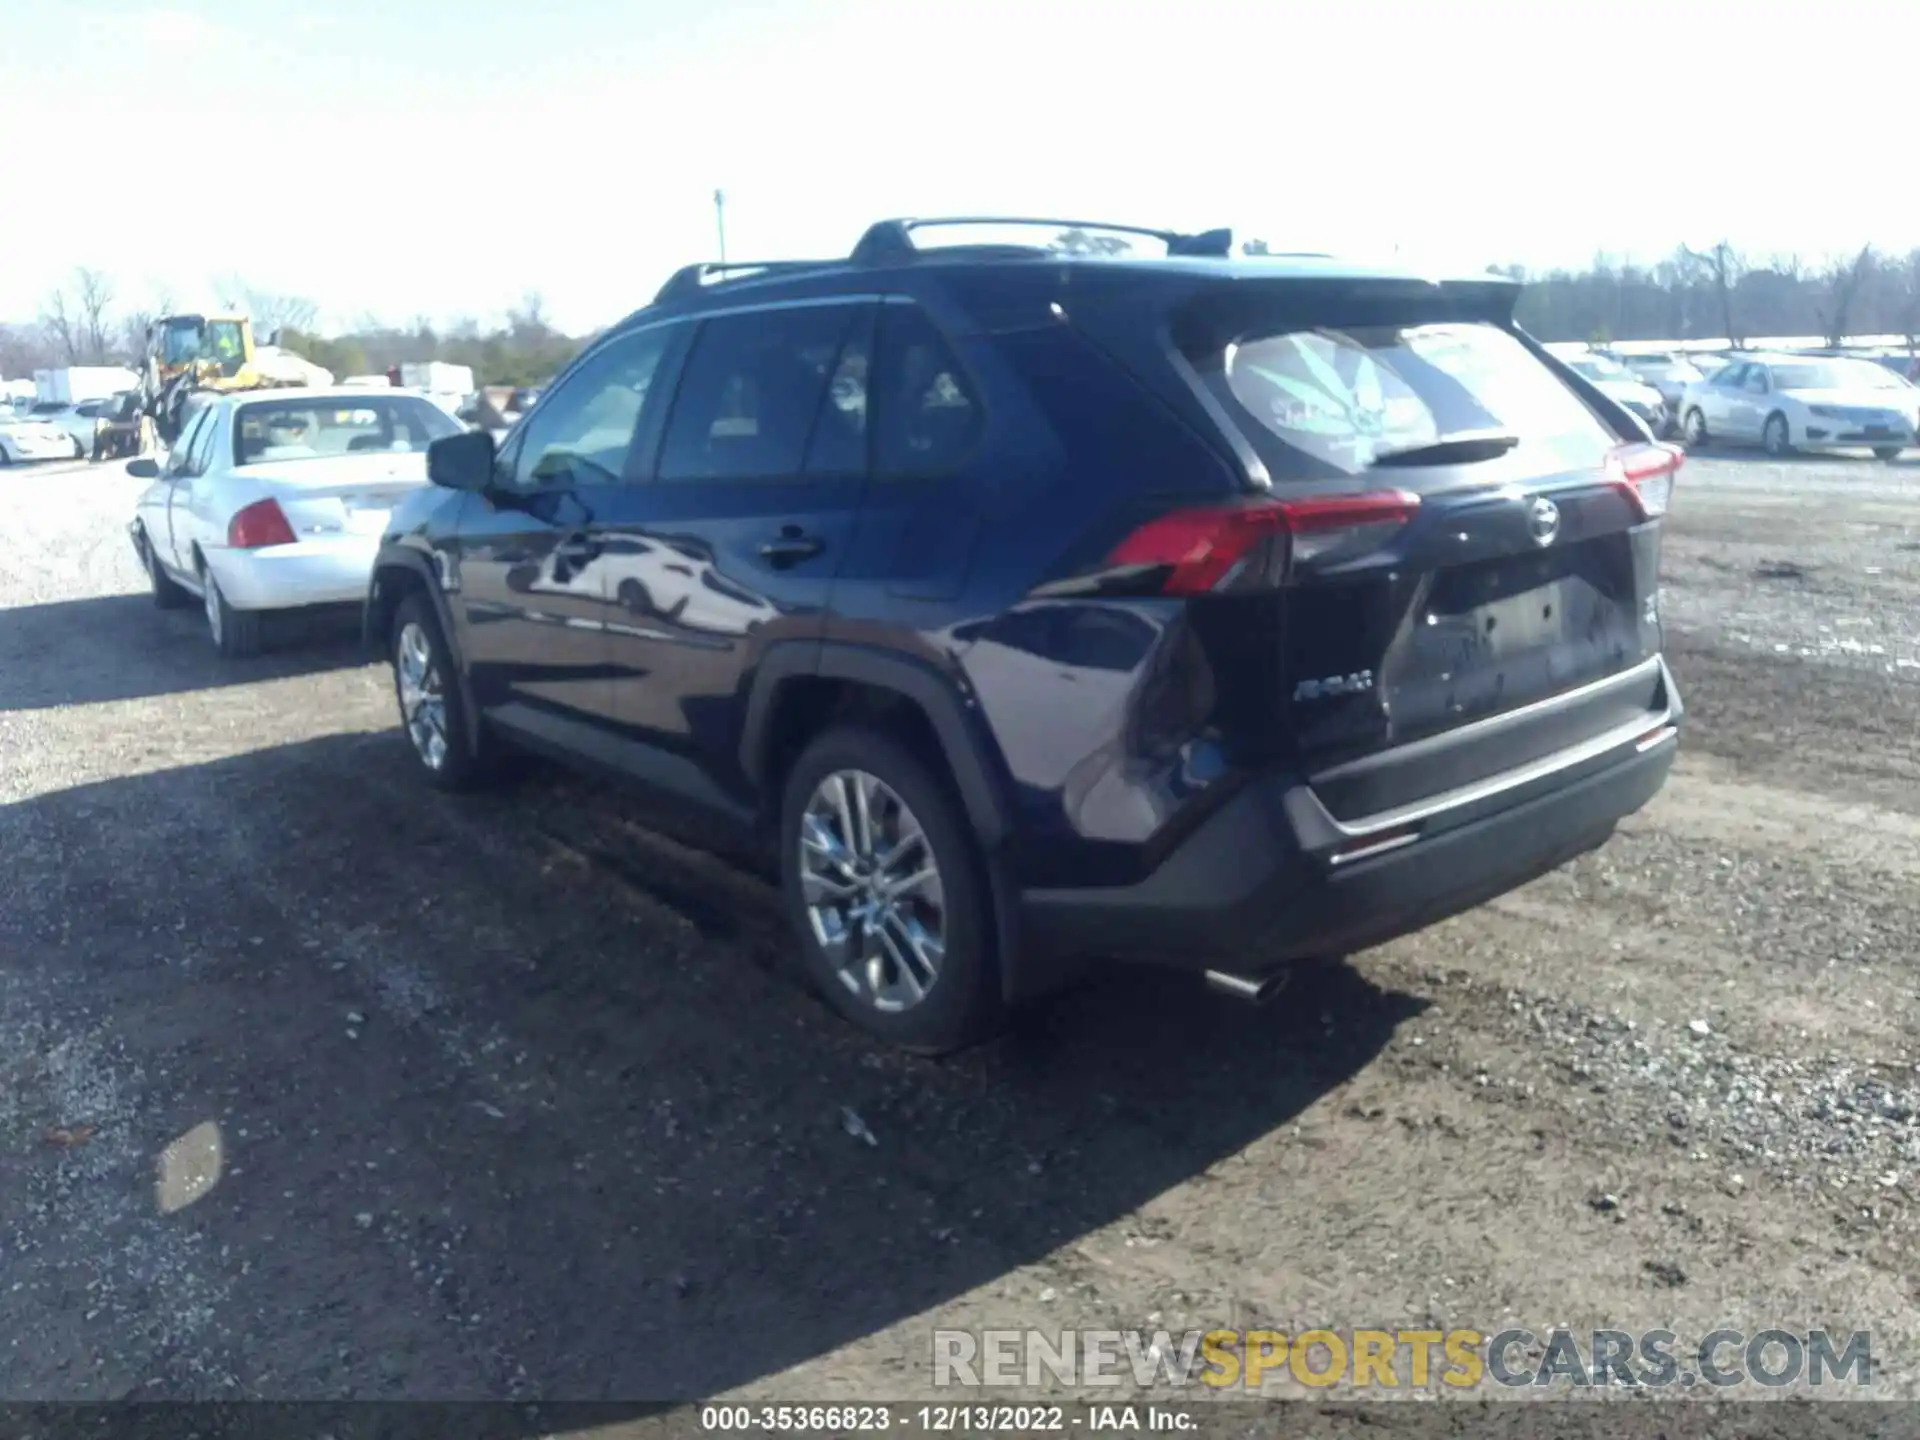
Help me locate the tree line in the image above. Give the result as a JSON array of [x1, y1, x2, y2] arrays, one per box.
[[1, 270, 586, 390], [11, 241, 1920, 389], [1499, 243, 1920, 348]]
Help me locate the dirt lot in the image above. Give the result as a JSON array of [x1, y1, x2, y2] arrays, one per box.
[[1, 449, 1916, 1404]]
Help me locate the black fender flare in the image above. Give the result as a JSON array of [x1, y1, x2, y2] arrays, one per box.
[[741, 641, 1014, 850], [366, 546, 484, 752], [740, 640, 1031, 1001]]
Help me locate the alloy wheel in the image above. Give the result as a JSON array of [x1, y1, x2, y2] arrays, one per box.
[[396, 621, 450, 771], [798, 769, 946, 1012]]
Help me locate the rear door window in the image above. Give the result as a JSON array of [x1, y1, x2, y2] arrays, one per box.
[[1209, 320, 1616, 481], [658, 306, 865, 482]]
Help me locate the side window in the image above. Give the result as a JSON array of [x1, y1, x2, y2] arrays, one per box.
[[165, 409, 208, 475], [186, 408, 221, 474], [872, 305, 982, 476], [1715, 363, 1747, 389], [1745, 367, 1770, 395], [804, 309, 873, 476], [658, 306, 862, 482], [511, 327, 672, 491]]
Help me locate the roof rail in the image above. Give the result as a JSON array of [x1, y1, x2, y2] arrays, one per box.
[[850, 217, 1236, 265], [653, 259, 834, 305]]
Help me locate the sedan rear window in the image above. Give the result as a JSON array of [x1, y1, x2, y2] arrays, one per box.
[[233, 395, 462, 465], [1213, 322, 1615, 480]]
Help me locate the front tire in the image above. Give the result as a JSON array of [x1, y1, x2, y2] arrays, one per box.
[[390, 592, 493, 790], [1873, 446, 1903, 462], [779, 728, 1003, 1053], [1762, 411, 1793, 458], [200, 562, 263, 658], [1682, 408, 1709, 448]]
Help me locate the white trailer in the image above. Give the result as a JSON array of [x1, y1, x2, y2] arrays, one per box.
[[401, 361, 475, 414], [34, 366, 140, 405]]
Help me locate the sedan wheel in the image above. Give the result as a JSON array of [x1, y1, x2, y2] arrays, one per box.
[[799, 768, 949, 1014], [396, 620, 450, 772], [1763, 413, 1792, 458], [1682, 408, 1708, 447], [200, 565, 263, 658]]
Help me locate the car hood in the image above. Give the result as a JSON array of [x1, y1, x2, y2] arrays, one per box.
[[1593, 378, 1665, 406]]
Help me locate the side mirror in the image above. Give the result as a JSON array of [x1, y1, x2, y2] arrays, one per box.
[[127, 457, 161, 479], [427, 429, 496, 492]]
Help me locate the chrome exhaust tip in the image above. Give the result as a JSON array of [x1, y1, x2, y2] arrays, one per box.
[[1204, 966, 1291, 1005]]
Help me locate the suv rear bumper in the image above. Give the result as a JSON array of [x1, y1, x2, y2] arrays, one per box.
[[1019, 663, 1681, 971]]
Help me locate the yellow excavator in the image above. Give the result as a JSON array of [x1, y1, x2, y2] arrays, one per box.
[[140, 312, 328, 444]]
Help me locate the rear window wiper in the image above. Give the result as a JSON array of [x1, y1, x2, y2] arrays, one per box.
[[1369, 430, 1520, 467]]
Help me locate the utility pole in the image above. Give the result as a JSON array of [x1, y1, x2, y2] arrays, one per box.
[[714, 189, 727, 264]]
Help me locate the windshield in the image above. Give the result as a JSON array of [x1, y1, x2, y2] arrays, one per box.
[[233, 395, 463, 465], [1770, 360, 1906, 391], [1214, 321, 1615, 480], [160, 318, 204, 365], [206, 320, 247, 367]]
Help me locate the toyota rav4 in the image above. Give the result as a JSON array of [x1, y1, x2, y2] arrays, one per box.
[[365, 216, 1684, 1052]]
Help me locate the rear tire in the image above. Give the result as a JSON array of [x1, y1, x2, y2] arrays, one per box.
[[200, 562, 263, 658], [139, 527, 190, 609], [390, 592, 494, 791], [1873, 446, 1902, 462], [779, 727, 1004, 1053]]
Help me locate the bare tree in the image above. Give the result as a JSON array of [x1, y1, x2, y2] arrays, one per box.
[[74, 268, 114, 363], [40, 288, 79, 364], [1815, 245, 1877, 348], [1684, 241, 1748, 347], [507, 291, 550, 339]]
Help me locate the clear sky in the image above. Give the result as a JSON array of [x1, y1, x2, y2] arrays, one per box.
[[4, 0, 1915, 336]]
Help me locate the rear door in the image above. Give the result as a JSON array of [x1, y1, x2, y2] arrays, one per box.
[[595, 300, 873, 786], [1159, 285, 1676, 811], [1700, 362, 1747, 433]]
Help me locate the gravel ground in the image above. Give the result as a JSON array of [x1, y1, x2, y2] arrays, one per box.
[[1, 448, 1915, 1405]]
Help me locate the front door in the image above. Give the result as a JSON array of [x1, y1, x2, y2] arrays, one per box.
[[452, 325, 680, 728], [594, 301, 877, 796]]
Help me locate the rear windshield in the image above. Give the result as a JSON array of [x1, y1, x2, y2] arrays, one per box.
[[233, 395, 461, 465], [1206, 321, 1616, 481]]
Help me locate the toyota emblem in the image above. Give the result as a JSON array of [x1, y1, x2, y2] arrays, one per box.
[[1527, 496, 1561, 547]]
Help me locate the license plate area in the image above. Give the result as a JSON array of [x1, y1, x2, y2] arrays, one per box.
[[1384, 546, 1636, 734], [344, 505, 390, 534]]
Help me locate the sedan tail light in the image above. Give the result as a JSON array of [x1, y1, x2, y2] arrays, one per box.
[[227, 498, 297, 549], [1106, 490, 1422, 594]]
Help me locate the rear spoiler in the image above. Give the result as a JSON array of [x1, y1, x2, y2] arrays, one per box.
[[1437, 276, 1522, 326]]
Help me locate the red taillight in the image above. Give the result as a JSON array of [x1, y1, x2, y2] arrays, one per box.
[[1604, 441, 1682, 520], [1107, 490, 1420, 595], [227, 498, 297, 549]]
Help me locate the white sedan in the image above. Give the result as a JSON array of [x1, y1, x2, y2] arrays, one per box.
[[1679, 353, 1920, 459], [0, 414, 83, 463], [127, 386, 464, 657]]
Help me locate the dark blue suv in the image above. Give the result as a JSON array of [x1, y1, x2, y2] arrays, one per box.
[[366, 217, 1685, 1052]]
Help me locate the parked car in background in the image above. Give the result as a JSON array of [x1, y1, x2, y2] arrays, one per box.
[[0, 412, 80, 463], [365, 215, 1684, 1051], [24, 400, 96, 457], [128, 387, 464, 657], [1614, 351, 1705, 426], [1679, 353, 1919, 459], [1556, 348, 1672, 436]]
